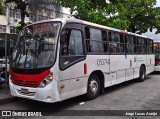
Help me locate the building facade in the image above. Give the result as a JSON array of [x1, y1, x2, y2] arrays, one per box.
[[0, 1, 71, 34], [0, 0, 71, 59]]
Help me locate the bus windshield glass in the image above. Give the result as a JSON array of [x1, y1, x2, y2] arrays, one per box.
[[11, 22, 61, 69]]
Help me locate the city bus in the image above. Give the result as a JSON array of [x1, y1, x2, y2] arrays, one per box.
[[154, 40, 160, 71], [9, 18, 155, 103]]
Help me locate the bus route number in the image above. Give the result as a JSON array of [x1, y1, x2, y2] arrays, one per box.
[[97, 59, 110, 66]]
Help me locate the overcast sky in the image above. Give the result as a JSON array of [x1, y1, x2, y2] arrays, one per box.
[[63, 0, 160, 40]]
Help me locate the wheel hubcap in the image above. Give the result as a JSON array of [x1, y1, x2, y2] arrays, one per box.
[[89, 80, 98, 95]]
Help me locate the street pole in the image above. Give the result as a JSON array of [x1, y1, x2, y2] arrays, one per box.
[[5, 33, 8, 90]]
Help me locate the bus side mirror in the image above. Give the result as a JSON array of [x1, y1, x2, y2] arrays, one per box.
[[60, 31, 66, 45]]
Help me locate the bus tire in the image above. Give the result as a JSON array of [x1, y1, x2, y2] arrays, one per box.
[[138, 66, 146, 82], [86, 74, 100, 100]]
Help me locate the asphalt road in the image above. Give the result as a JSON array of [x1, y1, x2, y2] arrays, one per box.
[[1, 72, 160, 119]]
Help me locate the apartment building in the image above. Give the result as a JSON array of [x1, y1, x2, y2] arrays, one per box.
[[0, 0, 71, 34], [0, 0, 71, 59]]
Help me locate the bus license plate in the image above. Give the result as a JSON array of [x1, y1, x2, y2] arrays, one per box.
[[21, 88, 29, 94]]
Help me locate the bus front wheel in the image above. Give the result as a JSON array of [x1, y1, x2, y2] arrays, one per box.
[[86, 74, 100, 100], [138, 66, 146, 82]]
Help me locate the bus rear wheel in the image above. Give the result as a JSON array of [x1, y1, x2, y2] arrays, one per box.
[[138, 66, 146, 82], [86, 74, 100, 100]]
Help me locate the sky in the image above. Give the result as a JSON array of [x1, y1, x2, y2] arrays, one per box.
[[63, 0, 160, 40]]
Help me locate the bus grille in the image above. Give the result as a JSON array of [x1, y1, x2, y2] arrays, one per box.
[[17, 89, 36, 96], [12, 79, 39, 88]]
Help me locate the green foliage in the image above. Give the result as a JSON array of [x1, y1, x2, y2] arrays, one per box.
[[57, 0, 160, 34], [5, 0, 28, 33], [0, 0, 4, 15], [16, 21, 26, 33], [113, 0, 160, 34]]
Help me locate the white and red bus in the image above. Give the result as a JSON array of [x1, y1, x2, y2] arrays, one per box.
[[154, 40, 160, 71], [9, 18, 155, 103]]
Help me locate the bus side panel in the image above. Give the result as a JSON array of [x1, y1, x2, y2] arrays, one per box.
[[58, 60, 87, 101], [58, 55, 110, 101], [125, 55, 136, 81], [110, 55, 136, 71], [110, 55, 136, 84], [133, 67, 139, 79], [104, 72, 116, 87], [59, 77, 88, 101], [116, 70, 125, 84], [136, 55, 147, 67], [146, 54, 155, 74], [126, 68, 134, 81]]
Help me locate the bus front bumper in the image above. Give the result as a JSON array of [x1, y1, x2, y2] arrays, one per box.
[[9, 79, 60, 103]]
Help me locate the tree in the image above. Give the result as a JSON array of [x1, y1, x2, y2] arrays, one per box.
[[111, 0, 160, 34], [0, 0, 3, 15], [5, 0, 29, 32], [57, 0, 160, 34], [5, 0, 62, 32]]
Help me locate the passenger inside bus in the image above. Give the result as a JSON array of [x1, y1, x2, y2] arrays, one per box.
[[0, 67, 6, 83]]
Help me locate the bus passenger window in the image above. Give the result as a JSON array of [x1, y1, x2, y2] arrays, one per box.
[[109, 32, 124, 54], [125, 35, 136, 54], [85, 27, 91, 52], [137, 38, 145, 54], [85, 27, 106, 53], [147, 39, 153, 54]]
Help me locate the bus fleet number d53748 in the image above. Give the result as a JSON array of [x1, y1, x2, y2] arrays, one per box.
[[97, 59, 110, 66]]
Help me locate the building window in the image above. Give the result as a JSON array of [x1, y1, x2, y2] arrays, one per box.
[[29, 14, 49, 22], [29, 14, 36, 22], [10, 26, 16, 33], [10, 9, 21, 19], [0, 25, 6, 33]]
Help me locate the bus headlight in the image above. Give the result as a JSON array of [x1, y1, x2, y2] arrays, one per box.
[[39, 72, 53, 88]]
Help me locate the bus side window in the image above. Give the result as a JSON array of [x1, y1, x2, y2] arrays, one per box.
[[85, 27, 91, 52], [125, 35, 136, 54], [60, 29, 84, 69], [60, 29, 71, 55], [137, 38, 145, 54], [102, 30, 107, 52], [147, 39, 153, 54], [86, 27, 106, 53], [109, 32, 124, 54]]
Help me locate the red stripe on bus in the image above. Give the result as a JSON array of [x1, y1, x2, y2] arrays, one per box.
[[10, 69, 50, 87], [130, 60, 132, 67], [84, 63, 87, 75]]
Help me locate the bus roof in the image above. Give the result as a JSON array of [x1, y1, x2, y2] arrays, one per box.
[[28, 17, 149, 39], [153, 40, 160, 42]]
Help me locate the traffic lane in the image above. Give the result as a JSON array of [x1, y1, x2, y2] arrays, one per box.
[[1, 74, 160, 111]]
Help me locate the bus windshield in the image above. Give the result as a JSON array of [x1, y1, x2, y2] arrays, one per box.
[[11, 22, 61, 69]]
